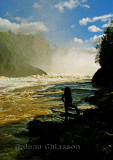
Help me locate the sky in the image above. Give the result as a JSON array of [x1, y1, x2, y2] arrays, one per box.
[[0, 0, 113, 48]]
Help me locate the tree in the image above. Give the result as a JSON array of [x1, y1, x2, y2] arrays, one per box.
[[95, 21, 113, 68]]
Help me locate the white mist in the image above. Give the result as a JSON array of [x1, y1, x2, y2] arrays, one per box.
[[35, 47, 99, 76]]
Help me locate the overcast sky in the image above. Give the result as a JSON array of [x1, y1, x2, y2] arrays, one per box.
[[0, 0, 113, 47]]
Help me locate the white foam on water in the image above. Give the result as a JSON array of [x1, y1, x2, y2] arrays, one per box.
[[0, 74, 91, 95]]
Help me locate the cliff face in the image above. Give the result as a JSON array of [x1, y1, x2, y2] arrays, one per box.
[[0, 62, 47, 77], [0, 32, 48, 77]]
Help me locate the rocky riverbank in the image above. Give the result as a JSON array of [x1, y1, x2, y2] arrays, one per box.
[[16, 86, 113, 160]]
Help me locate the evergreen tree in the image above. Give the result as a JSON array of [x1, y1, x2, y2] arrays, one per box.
[[95, 20, 113, 68]]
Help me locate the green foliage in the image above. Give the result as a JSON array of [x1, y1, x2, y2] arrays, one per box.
[[0, 31, 51, 76], [96, 21, 113, 68]]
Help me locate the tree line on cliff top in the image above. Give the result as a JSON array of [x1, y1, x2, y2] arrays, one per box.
[[95, 20, 113, 68]]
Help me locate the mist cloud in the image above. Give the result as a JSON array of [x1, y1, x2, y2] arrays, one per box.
[[48, 47, 99, 75], [33, 46, 99, 75]]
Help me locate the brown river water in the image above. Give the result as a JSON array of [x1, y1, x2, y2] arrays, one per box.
[[0, 74, 98, 160]]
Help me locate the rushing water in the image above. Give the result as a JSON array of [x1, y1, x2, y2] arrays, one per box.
[[0, 74, 98, 160]]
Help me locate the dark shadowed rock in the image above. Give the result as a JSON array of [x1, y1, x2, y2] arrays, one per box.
[[92, 67, 113, 86]]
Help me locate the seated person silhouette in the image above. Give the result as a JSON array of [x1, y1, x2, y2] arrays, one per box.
[[61, 87, 80, 121]]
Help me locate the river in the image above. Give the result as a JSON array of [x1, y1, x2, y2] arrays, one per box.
[[0, 74, 98, 160]]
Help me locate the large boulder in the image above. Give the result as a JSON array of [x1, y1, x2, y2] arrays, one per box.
[[92, 67, 113, 86]]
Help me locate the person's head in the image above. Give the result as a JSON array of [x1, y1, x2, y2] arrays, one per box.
[[64, 87, 71, 95]]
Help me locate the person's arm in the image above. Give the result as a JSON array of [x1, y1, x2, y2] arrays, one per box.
[[61, 95, 65, 103]]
